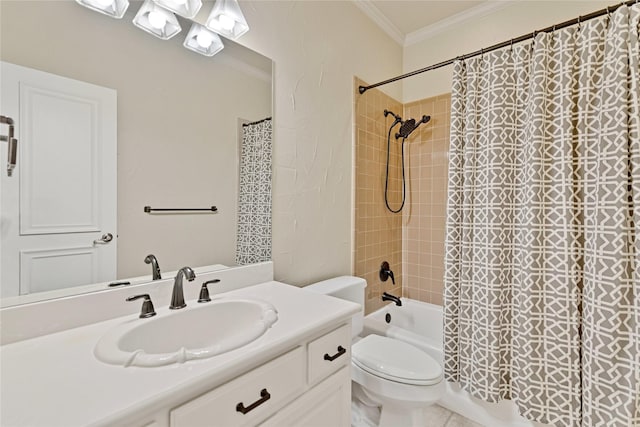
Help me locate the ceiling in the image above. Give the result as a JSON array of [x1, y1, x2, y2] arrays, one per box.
[[354, 0, 511, 46]]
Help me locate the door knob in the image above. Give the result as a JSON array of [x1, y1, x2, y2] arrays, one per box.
[[93, 233, 113, 245]]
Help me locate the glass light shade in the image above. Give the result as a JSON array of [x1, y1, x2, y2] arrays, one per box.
[[152, 0, 202, 19], [75, 0, 129, 19], [205, 0, 249, 40], [133, 0, 181, 40], [183, 23, 224, 57]]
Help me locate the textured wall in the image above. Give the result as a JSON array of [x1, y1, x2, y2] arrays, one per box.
[[353, 78, 404, 314], [237, 1, 403, 286]]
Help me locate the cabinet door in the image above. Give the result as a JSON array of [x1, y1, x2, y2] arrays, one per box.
[[260, 367, 351, 427], [170, 347, 305, 427]]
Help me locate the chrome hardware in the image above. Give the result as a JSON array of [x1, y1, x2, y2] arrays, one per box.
[[126, 294, 156, 318], [236, 388, 271, 414], [170, 266, 195, 309], [144, 254, 162, 280], [0, 115, 17, 177], [379, 261, 395, 285], [382, 292, 402, 307], [324, 346, 346, 362], [93, 233, 113, 245], [198, 279, 219, 303]]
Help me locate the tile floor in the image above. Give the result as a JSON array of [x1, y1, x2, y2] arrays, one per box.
[[424, 405, 484, 427]]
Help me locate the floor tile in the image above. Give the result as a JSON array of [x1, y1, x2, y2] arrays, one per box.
[[445, 412, 485, 427], [423, 404, 453, 426]]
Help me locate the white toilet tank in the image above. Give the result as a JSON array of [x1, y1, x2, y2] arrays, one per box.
[[304, 276, 366, 337]]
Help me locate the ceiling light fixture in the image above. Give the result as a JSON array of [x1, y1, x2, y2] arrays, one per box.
[[133, 0, 181, 40], [75, 0, 129, 19], [205, 0, 249, 40], [152, 0, 202, 19], [183, 23, 224, 57]]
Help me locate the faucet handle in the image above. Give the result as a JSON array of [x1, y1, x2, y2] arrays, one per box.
[[126, 294, 156, 318], [198, 279, 220, 303], [379, 261, 396, 285]]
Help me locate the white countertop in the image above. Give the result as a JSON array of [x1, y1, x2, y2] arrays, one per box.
[[0, 281, 359, 427]]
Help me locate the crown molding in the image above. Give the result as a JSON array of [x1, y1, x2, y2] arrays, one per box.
[[352, 0, 405, 46], [404, 1, 514, 46]]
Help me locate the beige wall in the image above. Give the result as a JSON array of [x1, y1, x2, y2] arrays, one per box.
[[403, 94, 450, 305], [354, 78, 403, 314], [238, 1, 403, 286], [1, 1, 271, 279], [402, 1, 612, 102]]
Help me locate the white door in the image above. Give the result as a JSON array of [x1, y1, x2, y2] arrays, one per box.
[[0, 61, 117, 298]]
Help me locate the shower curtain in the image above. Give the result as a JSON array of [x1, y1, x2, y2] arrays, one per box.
[[443, 5, 639, 427], [235, 118, 272, 265]]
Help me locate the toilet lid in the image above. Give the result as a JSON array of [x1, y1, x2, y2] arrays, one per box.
[[352, 335, 442, 386]]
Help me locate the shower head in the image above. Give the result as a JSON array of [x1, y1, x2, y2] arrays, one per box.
[[396, 118, 417, 139], [384, 109, 402, 126], [395, 114, 431, 140]]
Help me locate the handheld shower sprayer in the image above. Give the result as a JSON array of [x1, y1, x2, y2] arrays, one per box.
[[382, 110, 433, 213]]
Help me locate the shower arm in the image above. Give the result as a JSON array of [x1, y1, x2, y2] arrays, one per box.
[[0, 115, 17, 177]]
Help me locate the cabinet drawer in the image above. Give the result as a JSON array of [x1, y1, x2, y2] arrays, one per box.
[[260, 367, 351, 427], [170, 347, 305, 427], [307, 324, 351, 385]]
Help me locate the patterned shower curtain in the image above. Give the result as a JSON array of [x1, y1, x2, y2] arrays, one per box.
[[235, 118, 272, 265], [443, 5, 639, 427]]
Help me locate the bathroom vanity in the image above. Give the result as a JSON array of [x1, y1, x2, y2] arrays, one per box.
[[0, 265, 359, 427]]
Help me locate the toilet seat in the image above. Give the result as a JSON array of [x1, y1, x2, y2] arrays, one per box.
[[352, 335, 442, 386]]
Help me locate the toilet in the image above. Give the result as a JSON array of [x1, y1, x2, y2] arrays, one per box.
[[305, 276, 444, 427]]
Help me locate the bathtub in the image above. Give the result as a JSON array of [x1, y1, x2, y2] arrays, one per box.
[[363, 299, 550, 427]]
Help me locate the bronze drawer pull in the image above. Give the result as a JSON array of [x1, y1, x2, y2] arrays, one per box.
[[236, 388, 271, 414], [324, 346, 346, 362]]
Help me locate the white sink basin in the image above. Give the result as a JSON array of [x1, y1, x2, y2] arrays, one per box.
[[94, 298, 278, 367]]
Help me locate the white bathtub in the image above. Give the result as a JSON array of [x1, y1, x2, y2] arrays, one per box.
[[363, 299, 550, 427]]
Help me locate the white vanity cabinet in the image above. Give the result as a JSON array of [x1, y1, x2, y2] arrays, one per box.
[[0, 279, 361, 427], [169, 324, 352, 427]]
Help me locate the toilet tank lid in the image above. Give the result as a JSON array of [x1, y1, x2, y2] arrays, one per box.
[[304, 276, 366, 294]]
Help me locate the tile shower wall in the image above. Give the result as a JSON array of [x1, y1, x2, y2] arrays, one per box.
[[402, 94, 451, 305], [354, 85, 451, 310], [354, 78, 404, 314]]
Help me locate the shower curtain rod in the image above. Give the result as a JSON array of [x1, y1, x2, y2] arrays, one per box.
[[358, 0, 638, 94]]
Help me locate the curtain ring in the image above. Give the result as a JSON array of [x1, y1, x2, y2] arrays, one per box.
[[577, 15, 581, 29], [531, 30, 537, 51], [510, 38, 514, 52]]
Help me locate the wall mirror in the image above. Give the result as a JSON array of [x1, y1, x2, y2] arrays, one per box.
[[0, 1, 273, 307]]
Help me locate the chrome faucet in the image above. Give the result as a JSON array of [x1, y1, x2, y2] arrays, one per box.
[[144, 254, 162, 280], [382, 292, 402, 306], [170, 266, 195, 309]]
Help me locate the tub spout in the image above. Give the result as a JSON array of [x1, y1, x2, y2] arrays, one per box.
[[382, 292, 402, 306]]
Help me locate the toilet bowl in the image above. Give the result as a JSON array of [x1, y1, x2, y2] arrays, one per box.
[[304, 276, 444, 427]]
